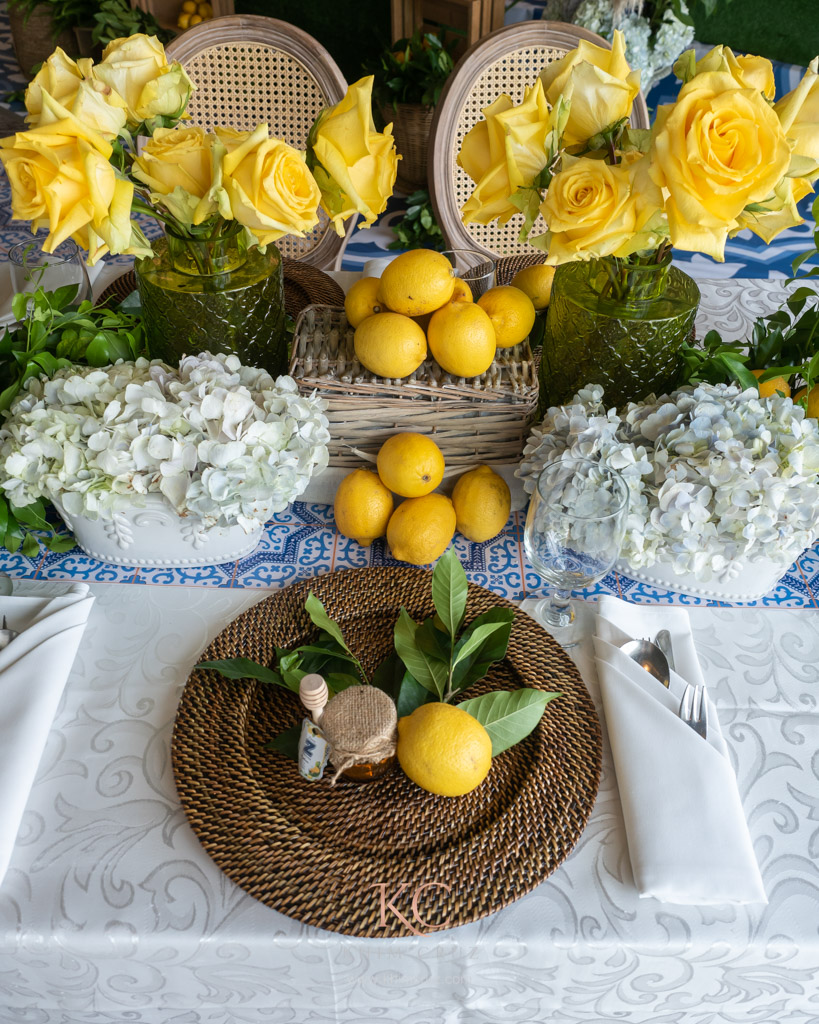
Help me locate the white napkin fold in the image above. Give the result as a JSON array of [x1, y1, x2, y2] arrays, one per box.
[[594, 595, 766, 905], [0, 584, 94, 886]]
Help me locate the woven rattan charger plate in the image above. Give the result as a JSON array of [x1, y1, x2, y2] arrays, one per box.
[[172, 567, 602, 938]]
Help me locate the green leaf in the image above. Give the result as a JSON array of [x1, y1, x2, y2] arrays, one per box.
[[197, 657, 293, 691], [304, 592, 351, 655], [21, 533, 40, 559], [324, 672, 360, 694], [450, 607, 515, 693], [452, 617, 515, 671], [51, 284, 79, 309], [395, 672, 432, 717], [11, 292, 28, 322], [394, 607, 447, 698], [457, 688, 561, 756], [11, 499, 49, 531], [265, 724, 302, 761], [0, 498, 8, 539], [371, 650, 406, 700], [431, 547, 468, 639], [44, 533, 76, 553]]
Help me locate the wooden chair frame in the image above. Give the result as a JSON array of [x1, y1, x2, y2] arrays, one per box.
[[167, 15, 356, 271], [428, 21, 652, 259]]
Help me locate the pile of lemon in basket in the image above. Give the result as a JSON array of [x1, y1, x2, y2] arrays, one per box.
[[344, 248, 554, 381], [176, 0, 213, 29], [334, 432, 512, 565]]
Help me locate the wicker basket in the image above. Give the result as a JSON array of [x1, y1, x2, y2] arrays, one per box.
[[289, 305, 538, 467], [9, 4, 77, 76], [382, 102, 435, 193]]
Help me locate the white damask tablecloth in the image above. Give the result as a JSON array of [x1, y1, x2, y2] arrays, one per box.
[[1, 581, 817, 1024]]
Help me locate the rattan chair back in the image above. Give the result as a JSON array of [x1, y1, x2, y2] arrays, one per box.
[[166, 15, 352, 270], [429, 21, 652, 259]]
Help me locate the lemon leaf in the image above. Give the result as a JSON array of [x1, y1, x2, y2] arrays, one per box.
[[197, 657, 292, 690], [452, 615, 514, 671], [431, 547, 468, 639], [394, 607, 448, 699], [457, 688, 560, 756], [305, 592, 351, 655]]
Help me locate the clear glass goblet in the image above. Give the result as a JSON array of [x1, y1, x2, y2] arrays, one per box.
[[524, 456, 629, 648], [9, 236, 91, 315], [440, 248, 496, 299]]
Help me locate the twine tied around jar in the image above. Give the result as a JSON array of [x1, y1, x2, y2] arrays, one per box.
[[320, 685, 397, 785]]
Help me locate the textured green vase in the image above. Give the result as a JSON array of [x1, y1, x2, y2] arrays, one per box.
[[135, 225, 287, 376], [539, 255, 700, 413]]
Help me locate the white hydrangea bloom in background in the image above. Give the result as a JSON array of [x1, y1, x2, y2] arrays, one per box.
[[517, 383, 819, 581], [0, 352, 330, 533]]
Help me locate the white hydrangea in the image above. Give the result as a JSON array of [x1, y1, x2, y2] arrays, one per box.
[[517, 383, 819, 581], [0, 352, 330, 533], [573, 0, 695, 93]]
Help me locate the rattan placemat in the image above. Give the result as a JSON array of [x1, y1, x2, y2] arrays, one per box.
[[96, 258, 345, 322], [172, 567, 602, 938]]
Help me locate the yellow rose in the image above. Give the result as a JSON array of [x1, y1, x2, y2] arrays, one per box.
[[218, 125, 321, 244], [733, 175, 812, 244], [0, 111, 135, 264], [538, 30, 640, 146], [25, 50, 126, 138], [458, 79, 552, 225], [540, 153, 666, 263], [132, 125, 227, 226], [649, 72, 791, 260], [775, 57, 819, 173], [684, 45, 776, 99], [94, 34, 192, 127], [309, 76, 398, 235]]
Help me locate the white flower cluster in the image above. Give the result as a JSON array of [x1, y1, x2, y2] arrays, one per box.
[[0, 352, 330, 533], [518, 383, 819, 580], [574, 0, 695, 93]]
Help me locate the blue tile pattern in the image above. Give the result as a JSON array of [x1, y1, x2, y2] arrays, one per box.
[[0, 8, 817, 606]]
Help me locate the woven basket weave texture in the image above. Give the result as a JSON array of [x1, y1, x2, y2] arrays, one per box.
[[172, 567, 602, 937]]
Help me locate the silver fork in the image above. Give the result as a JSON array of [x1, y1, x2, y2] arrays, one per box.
[[679, 684, 707, 739]]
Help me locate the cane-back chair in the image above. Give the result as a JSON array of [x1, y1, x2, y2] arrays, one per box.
[[166, 15, 352, 270], [429, 21, 652, 260]]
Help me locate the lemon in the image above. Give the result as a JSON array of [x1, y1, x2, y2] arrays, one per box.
[[181, 0, 197, 10], [354, 312, 427, 379], [177, 11, 192, 26], [450, 277, 473, 303], [397, 703, 492, 796], [477, 285, 536, 348], [794, 385, 819, 418], [377, 432, 445, 497], [334, 469, 393, 546], [197, 0, 213, 13], [344, 277, 384, 328], [452, 465, 511, 542], [378, 250, 455, 317], [427, 302, 496, 378], [510, 263, 556, 310], [387, 493, 456, 564], [189, 12, 202, 23], [752, 368, 791, 398]]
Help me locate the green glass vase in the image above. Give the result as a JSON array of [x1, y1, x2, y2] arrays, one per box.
[[539, 254, 700, 412], [135, 224, 287, 375]]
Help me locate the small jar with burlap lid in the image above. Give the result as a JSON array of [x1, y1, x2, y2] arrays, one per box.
[[320, 685, 397, 784]]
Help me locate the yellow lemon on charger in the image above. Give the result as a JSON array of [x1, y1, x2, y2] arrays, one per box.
[[397, 702, 492, 796]]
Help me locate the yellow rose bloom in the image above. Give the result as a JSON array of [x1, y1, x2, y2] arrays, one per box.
[[649, 72, 791, 260], [94, 34, 192, 127], [540, 153, 666, 263], [25, 49, 126, 138], [458, 79, 552, 225], [0, 111, 135, 264], [775, 57, 819, 172], [310, 75, 398, 235], [538, 30, 640, 146], [733, 175, 813, 244], [218, 125, 321, 245], [689, 45, 776, 99]]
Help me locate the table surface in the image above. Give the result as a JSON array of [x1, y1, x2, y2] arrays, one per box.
[[1, 580, 817, 1024]]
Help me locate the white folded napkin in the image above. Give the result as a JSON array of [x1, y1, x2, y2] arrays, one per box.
[[0, 584, 94, 886], [594, 595, 766, 905]]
